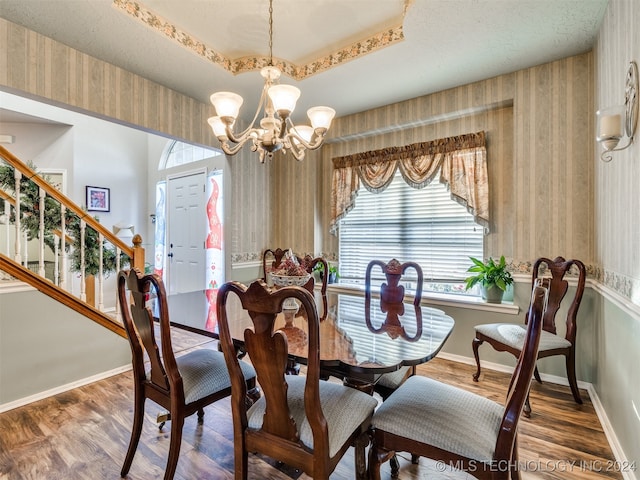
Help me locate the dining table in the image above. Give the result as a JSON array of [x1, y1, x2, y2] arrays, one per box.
[[209, 285, 455, 392]]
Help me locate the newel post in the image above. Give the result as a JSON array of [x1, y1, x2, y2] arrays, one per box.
[[131, 234, 145, 272]]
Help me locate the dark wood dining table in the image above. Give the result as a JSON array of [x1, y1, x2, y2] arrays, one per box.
[[210, 286, 455, 391]]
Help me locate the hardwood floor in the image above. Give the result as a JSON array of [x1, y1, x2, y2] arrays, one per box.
[[0, 328, 625, 480]]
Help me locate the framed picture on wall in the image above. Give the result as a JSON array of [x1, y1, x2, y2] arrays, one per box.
[[86, 186, 110, 212]]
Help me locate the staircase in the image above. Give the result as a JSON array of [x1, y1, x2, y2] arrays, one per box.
[[0, 145, 145, 338]]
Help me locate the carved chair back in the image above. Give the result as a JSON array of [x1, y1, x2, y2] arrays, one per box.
[[365, 258, 424, 308], [495, 284, 547, 458], [527, 256, 586, 341], [118, 269, 255, 480], [263, 247, 329, 318], [217, 280, 322, 435], [216, 280, 374, 478], [364, 259, 424, 398], [118, 269, 177, 397]]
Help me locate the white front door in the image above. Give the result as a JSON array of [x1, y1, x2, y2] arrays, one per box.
[[167, 170, 206, 295]]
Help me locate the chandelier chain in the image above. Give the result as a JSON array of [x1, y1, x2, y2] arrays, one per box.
[[268, 0, 274, 66]]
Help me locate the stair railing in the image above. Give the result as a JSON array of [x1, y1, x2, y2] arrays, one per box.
[[0, 145, 144, 322]]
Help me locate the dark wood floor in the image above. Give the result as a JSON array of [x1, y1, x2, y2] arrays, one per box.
[[0, 327, 624, 480]]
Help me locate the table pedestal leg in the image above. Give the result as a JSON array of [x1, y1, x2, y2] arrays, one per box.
[[343, 376, 375, 396]]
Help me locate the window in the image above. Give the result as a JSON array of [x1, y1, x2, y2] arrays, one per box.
[[160, 140, 221, 170], [338, 171, 483, 296]]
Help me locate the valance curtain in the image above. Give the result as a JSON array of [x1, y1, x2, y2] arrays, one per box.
[[330, 131, 489, 234]]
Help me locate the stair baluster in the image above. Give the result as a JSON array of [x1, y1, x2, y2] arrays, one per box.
[[13, 168, 21, 264], [38, 186, 46, 278], [60, 204, 67, 289], [98, 232, 104, 311]]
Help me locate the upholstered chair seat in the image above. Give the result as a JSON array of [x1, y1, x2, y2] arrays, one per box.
[[170, 349, 256, 404], [118, 269, 259, 480], [372, 375, 503, 461], [375, 366, 413, 390], [368, 285, 549, 480], [247, 375, 378, 457], [472, 257, 586, 416], [217, 280, 377, 479], [474, 324, 572, 353]]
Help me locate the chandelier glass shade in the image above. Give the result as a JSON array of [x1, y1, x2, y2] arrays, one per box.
[[207, 2, 335, 162]]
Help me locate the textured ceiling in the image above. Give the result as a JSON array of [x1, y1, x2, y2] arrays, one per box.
[[0, 0, 608, 125]]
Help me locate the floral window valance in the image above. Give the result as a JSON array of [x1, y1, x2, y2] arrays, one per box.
[[330, 131, 489, 234]]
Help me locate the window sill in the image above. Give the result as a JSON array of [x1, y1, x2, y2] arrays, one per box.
[[326, 283, 520, 315]]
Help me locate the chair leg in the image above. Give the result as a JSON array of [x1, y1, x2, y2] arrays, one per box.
[[511, 435, 522, 480], [390, 455, 400, 478], [197, 408, 205, 423], [565, 352, 583, 404], [523, 391, 532, 418], [368, 443, 394, 480], [354, 431, 369, 480], [234, 442, 249, 480], [121, 389, 145, 477], [472, 337, 484, 381], [533, 365, 542, 383], [163, 413, 184, 480]]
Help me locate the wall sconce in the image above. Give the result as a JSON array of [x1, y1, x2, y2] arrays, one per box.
[[596, 61, 638, 162], [113, 222, 135, 238]]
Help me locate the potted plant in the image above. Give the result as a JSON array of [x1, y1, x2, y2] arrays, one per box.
[[327, 264, 339, 284], [464, 256, 513, 303], [313, 262, 339, 284]]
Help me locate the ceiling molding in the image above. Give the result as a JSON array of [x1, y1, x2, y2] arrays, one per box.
[[112, 0, 406, 80]]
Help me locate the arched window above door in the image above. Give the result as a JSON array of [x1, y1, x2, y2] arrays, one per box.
[[159, 140, 222, 170]]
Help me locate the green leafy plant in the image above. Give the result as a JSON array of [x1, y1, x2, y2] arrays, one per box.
[[0, 163, 128, 275], [464, 256, 513, 292], [312, 261, 339, 281]]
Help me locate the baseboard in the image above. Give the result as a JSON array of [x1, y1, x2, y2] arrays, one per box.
[[438, 351, 591, 389], [0, 364, 132, 414], [585, 383, 638, 480], [437, 352, 636, 480]]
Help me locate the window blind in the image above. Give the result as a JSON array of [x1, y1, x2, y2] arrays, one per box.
[[338, 171, 484, 295]]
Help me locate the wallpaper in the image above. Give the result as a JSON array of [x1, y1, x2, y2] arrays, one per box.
[[7, 15, 639, 304], [595, 0, 640, 306], [271, 53, 595, 284]]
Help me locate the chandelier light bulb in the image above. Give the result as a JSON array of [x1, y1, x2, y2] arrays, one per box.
[[210, 92, 243, 119], [307, 106, 336, 131], [268, 84, 301, 115], [291, 125, 314, 144], [207, 116, 227, 138]]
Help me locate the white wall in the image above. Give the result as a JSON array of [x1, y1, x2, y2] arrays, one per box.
[[0, 288, 131, 407], [1, 92, 163, 306]]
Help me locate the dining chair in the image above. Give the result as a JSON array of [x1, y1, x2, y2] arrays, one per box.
[[117, 269, 259, 480], [262, 247, 329, 319], [365, 258, 424, 400], [472, 256, 586, 415], [368, 283, 548, 480], [262, 247, 289, 281], [216, 279, 378, 480]]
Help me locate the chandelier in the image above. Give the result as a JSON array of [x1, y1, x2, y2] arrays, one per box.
[[207, 0, 335, 163]]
